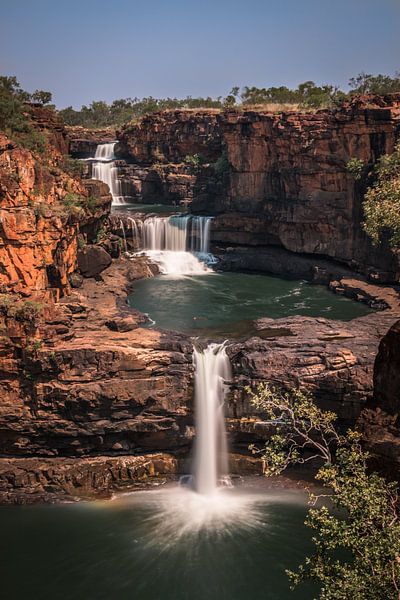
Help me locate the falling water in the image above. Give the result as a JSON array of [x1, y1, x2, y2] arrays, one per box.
[[92, 142, 126, 206], [136, 215, 214, 275], [192, 343, 231, 495], [120, 219, 128, 252]]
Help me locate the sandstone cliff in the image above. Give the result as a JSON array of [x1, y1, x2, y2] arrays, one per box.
[[118, 95, 400, 280], [0, 109, 111, 298]]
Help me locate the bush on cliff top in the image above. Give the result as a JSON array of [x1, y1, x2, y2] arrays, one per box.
[[0, 76, 49, 154], [249, 383, 400, 600]]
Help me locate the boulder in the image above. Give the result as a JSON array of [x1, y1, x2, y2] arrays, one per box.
[[77, 245, 112, 278]]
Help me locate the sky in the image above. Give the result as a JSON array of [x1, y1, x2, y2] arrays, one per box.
[[1, 0, 399, 108]]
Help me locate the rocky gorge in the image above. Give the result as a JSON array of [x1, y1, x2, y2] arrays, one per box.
[[1, 96, 400, 504]]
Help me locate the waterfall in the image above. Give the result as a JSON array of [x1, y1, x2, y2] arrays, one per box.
[[192, 343, 231, 496], [190, 215, 212, 255], [136, 215, 214, 276], [120, 219, 127, 252], [128, 217, 142, 251], [92, 142, 126, 206]]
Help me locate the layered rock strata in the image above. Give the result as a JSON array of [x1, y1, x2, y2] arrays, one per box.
[[118, 95, 400, 280]]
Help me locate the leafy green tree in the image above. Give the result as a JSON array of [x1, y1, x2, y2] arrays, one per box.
[[349, 72, 400, 95], [31, 90, 53, 105], [249, 383, 400, 600], [363, 142, 400, 247], [223, 86, 240, 107]]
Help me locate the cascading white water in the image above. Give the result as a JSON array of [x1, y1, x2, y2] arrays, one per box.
[[136, 214, 214, 275], [92, 142, 126, 206], [190, 215, 212, 255], [192, 343, 231, 496], [120, 219, 128, 252], [142, 215, 191, 251]]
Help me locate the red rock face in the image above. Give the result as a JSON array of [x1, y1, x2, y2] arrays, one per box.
[[119, 95, 400, 280], [0, 129, 111, 297]]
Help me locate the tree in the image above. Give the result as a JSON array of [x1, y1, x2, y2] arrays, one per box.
[[363, 142, 400, 248], [223, 86, 240, 107], [249, 383, 400, 600], [31, 90, 53, 105], [349, 72, 400, 95]]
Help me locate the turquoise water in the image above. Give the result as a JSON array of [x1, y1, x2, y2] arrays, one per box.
[[128, 271, 371, 335]]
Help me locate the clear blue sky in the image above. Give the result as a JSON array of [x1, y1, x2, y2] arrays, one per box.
[[1, 0, 399, 108]]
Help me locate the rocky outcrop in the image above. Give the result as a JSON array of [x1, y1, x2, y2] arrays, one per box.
[[66, 126, 116, 157], [0, 261, 194, 463], [117, 109, 222, 164], [0, 454, 181, 504], [0, 118, 111, 297], [358, 319, 400, 475], [118, 95, 400, 280], [228, 311, 398, 425]]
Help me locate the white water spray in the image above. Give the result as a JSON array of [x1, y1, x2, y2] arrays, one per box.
[[192, 343, 231, 495], [92, 142, 126, 206]]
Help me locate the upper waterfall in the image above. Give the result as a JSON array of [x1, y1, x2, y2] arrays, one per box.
[[92, 142, 126, 206]]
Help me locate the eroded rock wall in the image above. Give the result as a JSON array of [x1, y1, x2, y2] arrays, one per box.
[[119, 95, 400, 280], [0, 111, 111, 297]]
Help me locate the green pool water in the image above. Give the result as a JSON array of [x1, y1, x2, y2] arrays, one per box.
[[0, 486, 318, 600], [112, 203, 186, 214], [128, 271, 371, 335]]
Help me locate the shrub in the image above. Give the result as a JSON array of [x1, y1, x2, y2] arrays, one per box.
[[62, 192, 85, 216], [0, 295, 43, 327], [60, 157, 85, 178], [346, 157, 365, 180], [184, 153, 206, 170], [0, 76, 48, 154], [363, 142, 400, 247]]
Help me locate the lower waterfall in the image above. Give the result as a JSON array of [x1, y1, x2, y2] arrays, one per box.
[[192, 343, 231, 495]]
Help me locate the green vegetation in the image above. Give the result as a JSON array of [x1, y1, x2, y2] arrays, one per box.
[[31, 90, 52, 105], [184, 153, 206, 171], [212, 151, 230, 177], [57, 71, 400, 128], [349, 72, 400, 95], [363, 142, 400, 247], [0, 76, 50, 154], [61, 192, 98, 217], [249, 383, 400, 600], [60, 156, 85, 177], [346, 157, 365, 181], [0, 294, 43, 325]]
